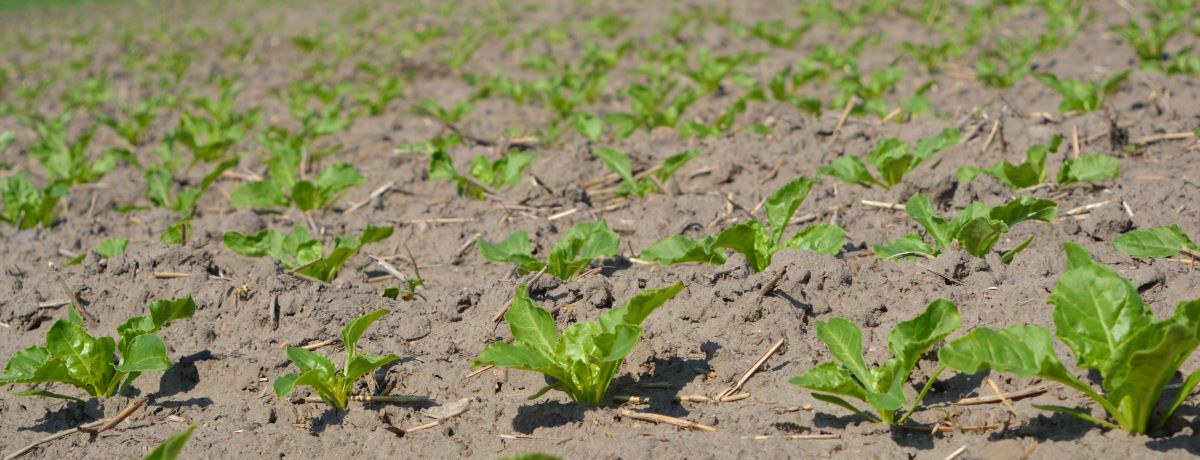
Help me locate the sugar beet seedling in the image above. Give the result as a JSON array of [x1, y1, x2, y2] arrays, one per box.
[[473, 282, 683, 406], [274, 309, 407, 410], [791, 298, 960, 425], [0, 297, 196, 401]]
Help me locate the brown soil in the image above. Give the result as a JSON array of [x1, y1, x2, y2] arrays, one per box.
[[1, 0, 1199, 459]]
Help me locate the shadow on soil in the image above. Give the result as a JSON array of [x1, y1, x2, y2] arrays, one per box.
[[513, 400, 589, 434], [19, 399, 101, 433], [157, 349, 219, 397], [611, 342, 718, 416], [1145, 399, 1200, 455], [1147, 423, 1200, 455]]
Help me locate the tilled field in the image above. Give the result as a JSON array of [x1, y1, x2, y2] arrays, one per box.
[[0, 0, 1199, 458]]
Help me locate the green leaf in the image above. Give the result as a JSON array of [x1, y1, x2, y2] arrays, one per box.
[[229, 181, 288, 209], [1001, 235, 1035, 264], [296, 237, 361, 282], [142, 424, 197, 460], [914, 127, 960, 159], [784, 224, 844, 255], [505, 284, 559, 355], [475, 284, 676, 406], [574, 113, 603, 141], [956, 217, 1006, 257], [986, 139, 1054, 189], [340, 309, 389, 357], [604, 112, 639, 139], [988, 196, 1058, 227], [764, 177, 815, 246], [865, 139, 912, 187], [313, 162, 365, 206], [360, 224, 393, 244], [286, 347, 336, 375], [639, 235, 726, 266], [473, 341, 564, 380], [955, 166, 983, 183], [862, 300, 960, 415], [160, 220, 189, 245], [477, 231, 544, 273], [1048, 264, 1151, 372], [592, 147, 636, 187], [491, 151, 539, 189], [654, 149, 700, 184], [429, 149, 460, 181], [223, 229, 285, 258], [478, 231, 534, 263], [818, 156, 882, 188], [596, 323, 642, 362], [712, 220, 774, 272], [273, 373, 300, 397], [1113, 225, 1197, 258], [1064, 242, 1096, 269], [0, 345, 52, 384], [94, 237, 128, 259], [291, 180, 318, 211], [600, 281, 683, 329], [344, 352, 400, 383], [815, 317, 871, 388], [1108, 304, 1200, 433], [1058, 154, 1119, 185], [545, 220, 620, 280], [904, 194, 952, 251], [888, 299, 960, 372], [381, 287, 400, 299], [938, 324, 1100, 402], [873, 232, 935, 261], [293, 369, 342, 408], [115, 334, 172, 372], [148, 296, 197, 329], [790, 361, 868, 401], [47, 320, 114, 396]]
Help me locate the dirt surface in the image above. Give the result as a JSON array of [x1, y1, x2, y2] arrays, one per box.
[[1, 0, 1199, 459]]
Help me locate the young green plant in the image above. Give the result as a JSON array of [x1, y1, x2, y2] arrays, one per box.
[[592, 147, 699, 198], [791, 298, 960, 424], [478, 220, 619, 281], [873, 194, 1058, 262], [819, 128, 960, 189], [67, 237, 129, 265], [956, 135, 1062, 188], [143, 424, 197, 460], [429, 148, 539, 200], [224, 224, 393, 282], [1, 170, 69, 229], [1112, 225, 1198, 259], [274, 309, 400, 410], [1035, 70, 1130, 113], [0, 297, 196, 400], [472, 282, 683, 406], [939, 243, 1200, 433], [640, 177, 844, 272], [229, 141, 364, 212]]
